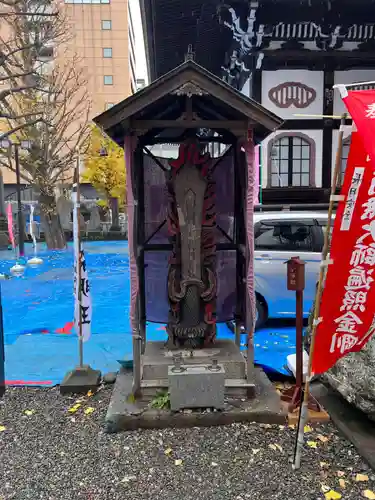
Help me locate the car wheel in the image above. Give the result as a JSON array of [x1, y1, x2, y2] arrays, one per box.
[[255, 296, 267, 329]]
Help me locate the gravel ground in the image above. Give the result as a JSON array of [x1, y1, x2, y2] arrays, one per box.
[[0, 387, 375, 500]]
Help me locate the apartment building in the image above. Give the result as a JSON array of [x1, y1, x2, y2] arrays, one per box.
[[1, 0, 136, 198]]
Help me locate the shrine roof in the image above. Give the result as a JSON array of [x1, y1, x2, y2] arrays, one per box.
[[93, 59, 283, 146]]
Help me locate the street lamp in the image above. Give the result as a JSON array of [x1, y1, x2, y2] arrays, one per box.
[[0, 138, 32, 272]]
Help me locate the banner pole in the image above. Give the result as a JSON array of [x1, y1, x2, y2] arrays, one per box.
[[293, 112, 347, 470], [60, 151, 101, 395], [75, 154, 84, 369]]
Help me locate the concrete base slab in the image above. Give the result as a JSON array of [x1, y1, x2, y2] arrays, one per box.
[[104, 367, 286, 433], [311, 382, 375, 471], [142, 340, 247, 381], [60, 365, 101, 395]]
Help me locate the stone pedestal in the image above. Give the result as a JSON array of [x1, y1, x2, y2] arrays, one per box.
[[140, 340, 254, 399], [60, 365, 101, 395]]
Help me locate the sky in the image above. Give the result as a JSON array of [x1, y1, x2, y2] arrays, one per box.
[[130, 0, 148, 83]]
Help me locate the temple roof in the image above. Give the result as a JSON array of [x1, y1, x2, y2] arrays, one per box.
[[140, 0, 375, 88]]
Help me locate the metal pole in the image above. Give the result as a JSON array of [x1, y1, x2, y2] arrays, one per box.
[[72, 155, 83, 368], [76, 161, 83, 368], [0, 283, 5, 397], [295, 289, 303, 392], [14, 144, 25, 258]]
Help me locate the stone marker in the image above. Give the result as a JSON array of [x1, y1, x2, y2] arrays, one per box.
[[168, 358, 225, 411]]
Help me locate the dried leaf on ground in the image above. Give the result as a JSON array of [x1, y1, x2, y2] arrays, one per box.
[[252, 449, 260, 455], [24, 410, 35, 416], [211, 462, 218, 467], [320, 462, 329, 468], [275, 444, 283, 452], [324, 490, 342, 500], [307, 441, 318, 449], [363, 491, 375, 499], [68, 404, 81, 413], [356, 474, 369, 482], [317, 434, 329, 443], [174, 459, 183, 466], [87, 390, 94, 397], [337, 471, 345, 477], [339, 479, 346, 489], [0, 425, 6, 432], [84, 407, 95, 415], [164, 448, 172, 456], [321, 484, 330, 493], [269, 444, 277, 451]]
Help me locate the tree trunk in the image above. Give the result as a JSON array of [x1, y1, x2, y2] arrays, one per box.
[[39, 192, 66, 249], [109, 197, 120, 231]]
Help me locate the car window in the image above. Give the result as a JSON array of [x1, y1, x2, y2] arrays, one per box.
[[254, 219, 314, 251]]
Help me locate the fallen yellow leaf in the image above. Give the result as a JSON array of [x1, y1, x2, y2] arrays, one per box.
[[87, 390, 94, 397], [317, 434, 329, 443], [269, 444, 277, 451], [164, 448, 172, 456], [325, 490, 342, 500], [307, 441, 318, 449], [84, 407, 95, 415], [68, 404, 81, 413], [337, 471, 345, 477], [356, 474, 369, 482], [0, 425, 6, 432], [24, 410, 35, 416], [304, 425, 313, 433], [363, 490, 375, 499], [174, 459, 183, 466], [339, 479, 346, 489]]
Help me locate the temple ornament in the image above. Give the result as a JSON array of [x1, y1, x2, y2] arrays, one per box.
[[268, 82, 317, 109]]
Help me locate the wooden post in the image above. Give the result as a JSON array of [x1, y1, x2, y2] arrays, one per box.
[[281, 257, 306, 411], [293, 113, 347, 470]]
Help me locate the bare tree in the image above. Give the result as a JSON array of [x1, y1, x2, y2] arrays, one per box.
[[0, 0, 64, 138], [0, 0, 91, 248]]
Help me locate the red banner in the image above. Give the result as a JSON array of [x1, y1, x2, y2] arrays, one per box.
[[342, 89, 375, 167], [311, 132, 375, 375]]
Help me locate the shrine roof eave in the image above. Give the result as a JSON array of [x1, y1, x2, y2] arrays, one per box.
[[93, 60, 283, 147]]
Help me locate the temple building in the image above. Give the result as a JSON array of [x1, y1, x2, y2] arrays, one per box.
[[140, 0, 375, 204]]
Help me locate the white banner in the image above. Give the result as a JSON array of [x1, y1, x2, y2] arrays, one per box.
[[74, 249, 92, 342]]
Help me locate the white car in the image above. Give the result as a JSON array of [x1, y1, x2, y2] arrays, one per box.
[[253, 211, 332, 328]]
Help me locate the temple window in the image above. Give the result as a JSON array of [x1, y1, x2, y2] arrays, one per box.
[[268, 133, 315, 188]]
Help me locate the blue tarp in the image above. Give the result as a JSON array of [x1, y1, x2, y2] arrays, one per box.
[[1, 242, 295, 385]]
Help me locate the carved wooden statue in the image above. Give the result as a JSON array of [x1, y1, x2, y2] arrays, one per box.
[[166, 140, 217, 348]]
